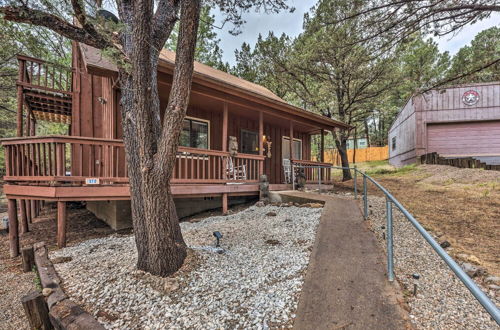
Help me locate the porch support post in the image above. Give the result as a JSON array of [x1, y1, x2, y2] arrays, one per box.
[[57, 201, 67, 248], [289, 121, 294, 160], [320, 129, 325, 163], [222, 102, 228, 152], [259, 111, 264, 175], [26, 200, 32, 223], [16, 60, 25, 137], [222, 103, 228, 180], [26, 109, 31, 136], [30, 118, 36, 136], [30, 200, 36, 220], [222, 193, 228, 215], [19, 200, 29, 234], [8, 199, 19, 257]]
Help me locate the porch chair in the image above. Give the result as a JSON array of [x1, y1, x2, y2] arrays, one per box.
[[283, 158, 292, 184], [226, 157, 247, 180]]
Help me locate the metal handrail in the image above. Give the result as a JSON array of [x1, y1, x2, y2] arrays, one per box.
[[330, 165, 500, 324]]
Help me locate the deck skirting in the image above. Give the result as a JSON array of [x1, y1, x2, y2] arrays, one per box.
[[2, 183, 301, 201]]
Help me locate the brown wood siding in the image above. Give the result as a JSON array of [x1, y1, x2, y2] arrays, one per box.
[[71, 45, 105, 175], [72, 49, 315, 183], [388, 98, 417, 166], [390, 82, 500, 166]]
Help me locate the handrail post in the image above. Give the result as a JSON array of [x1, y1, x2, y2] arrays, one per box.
[[353, 166, 358, 199], [318, 166, 322, 193], [386, 198, 394, 282], [363, 175, 368, 219]]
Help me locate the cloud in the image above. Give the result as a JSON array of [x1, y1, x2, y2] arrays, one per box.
[[436, 13, 500, 55]]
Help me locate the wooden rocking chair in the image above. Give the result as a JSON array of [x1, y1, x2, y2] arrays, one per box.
[[226, 157, 247, 180], [283, 158, 292, 184]]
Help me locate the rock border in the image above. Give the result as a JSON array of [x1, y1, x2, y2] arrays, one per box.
[[33, 242, 105, 330]]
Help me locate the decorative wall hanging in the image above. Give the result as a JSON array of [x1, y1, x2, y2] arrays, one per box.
[[266, 140, 272, 158], [228, 136, 238, 157], [462, 90, 480, 106]]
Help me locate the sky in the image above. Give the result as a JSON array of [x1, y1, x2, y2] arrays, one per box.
[[213, 0, 500, 65]]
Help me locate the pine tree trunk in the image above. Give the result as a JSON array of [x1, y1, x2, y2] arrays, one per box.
[[119, 70, 187, 276], [364, 119, 370, 147], [116, 0, 200, 277], [333, 130, 352, 181]]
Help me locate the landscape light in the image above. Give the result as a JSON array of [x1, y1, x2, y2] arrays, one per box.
[[213, 231, 223, 247], [412, 273, 420, 296]]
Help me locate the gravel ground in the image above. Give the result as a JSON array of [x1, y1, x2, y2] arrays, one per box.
[[0, 253, 35, 330], [362, 194, 499, 330], [50, 204, 322, 329]]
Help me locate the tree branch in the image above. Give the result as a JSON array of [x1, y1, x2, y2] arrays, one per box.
[[157, 0, 201, 177], [1, 5, 110, 50], [152, 0, 180, 51], [425, 57, 500, 92]]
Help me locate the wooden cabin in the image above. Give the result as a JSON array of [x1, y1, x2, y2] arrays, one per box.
[[389, 82, 500, 166], [2, 43, 349, 257]]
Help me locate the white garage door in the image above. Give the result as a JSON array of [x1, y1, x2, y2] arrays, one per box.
[[427, 121, 500, 156]]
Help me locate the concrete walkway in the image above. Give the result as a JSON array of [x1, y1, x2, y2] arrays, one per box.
[[276, 192, 410, 330]]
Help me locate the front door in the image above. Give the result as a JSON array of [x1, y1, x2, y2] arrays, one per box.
[[282, 136, 302, 160]]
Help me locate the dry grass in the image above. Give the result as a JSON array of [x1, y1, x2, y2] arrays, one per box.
[[337, 163, 500, 277]]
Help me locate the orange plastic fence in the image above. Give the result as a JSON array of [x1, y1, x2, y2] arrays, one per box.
[[324, 146, 389, 165]]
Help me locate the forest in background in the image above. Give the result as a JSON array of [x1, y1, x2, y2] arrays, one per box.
[[0, 1, 499, 169]]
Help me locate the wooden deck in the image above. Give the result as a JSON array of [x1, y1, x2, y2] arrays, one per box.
[[3, 53, 341, 258], [1, 136, 335, 200]]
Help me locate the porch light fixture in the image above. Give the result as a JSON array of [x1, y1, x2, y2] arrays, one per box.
[[213, 231, 223, 247]]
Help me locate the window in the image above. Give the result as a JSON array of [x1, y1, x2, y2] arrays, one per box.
[[240, 129, 259, 154], [180, 117, 209, 149], [282, 137, 302, 160], [392, 136, 396, 151]]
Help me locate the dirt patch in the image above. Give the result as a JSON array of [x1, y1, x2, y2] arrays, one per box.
[[0, 203, 125, 329], [335, 164, 500, 278]]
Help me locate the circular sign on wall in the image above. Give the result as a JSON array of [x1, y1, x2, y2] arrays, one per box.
[[462, 90, 480, 106]]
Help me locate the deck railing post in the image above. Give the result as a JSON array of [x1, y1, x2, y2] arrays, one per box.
[[386, 198, 394, 282], [318, 166, 322, 193], [55, 142, 65, 176], [353, 166, 358, 199], [363, 175, 368, 219], [8, 199, 19, 257]]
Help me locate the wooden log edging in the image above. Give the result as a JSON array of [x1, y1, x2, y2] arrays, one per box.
[[420, 152, 500, 171], [33, 242, 105, 330]]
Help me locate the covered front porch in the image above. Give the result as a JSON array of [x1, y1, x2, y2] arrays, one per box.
[[2, 53, 345, 257]]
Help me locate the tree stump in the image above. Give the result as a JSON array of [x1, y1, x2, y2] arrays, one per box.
[[22, 246, 35, 272], [21, 291, 53, 330]]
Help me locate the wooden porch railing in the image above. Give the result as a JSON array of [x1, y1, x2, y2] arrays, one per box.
[[1, 136, 265, 185], [291, 159, 333, 183], [17, 55, 73, 94], [173, 147, 264, 183], [2, 136, 128, 184]]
